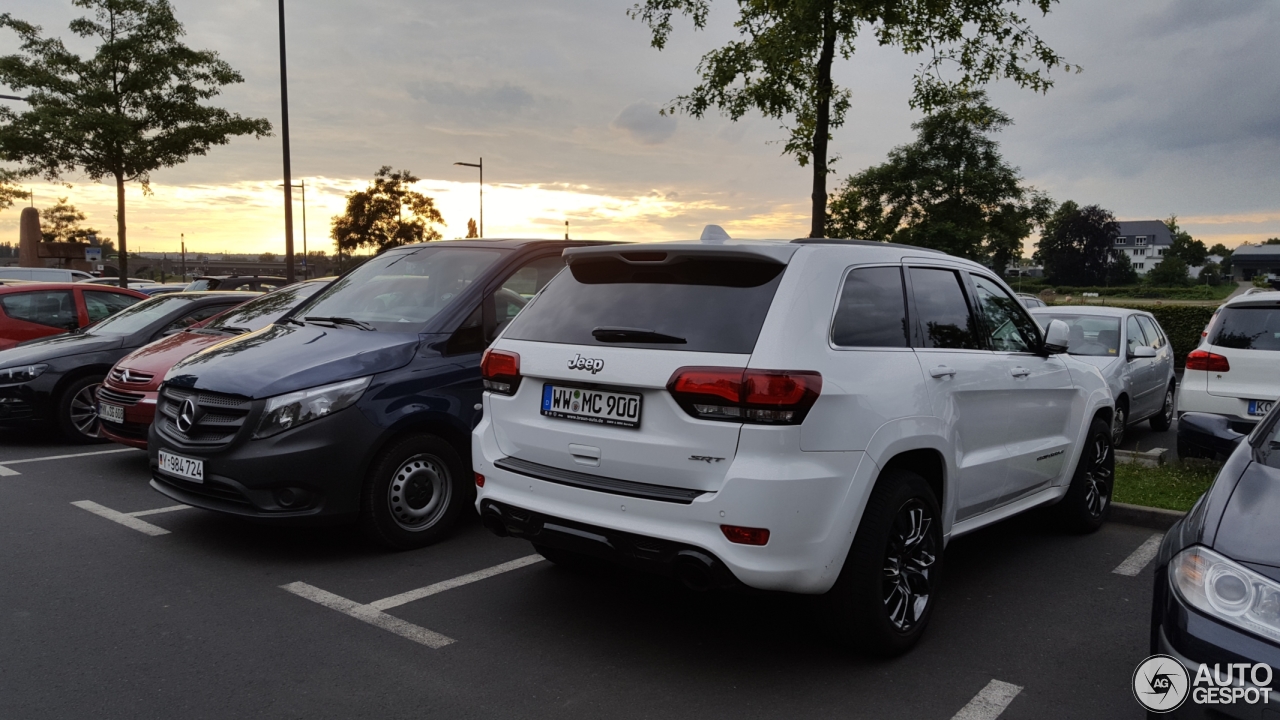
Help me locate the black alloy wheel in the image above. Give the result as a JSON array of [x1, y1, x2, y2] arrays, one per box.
[[1056, 417, 1114, 532], [882, 499, 939, 633]]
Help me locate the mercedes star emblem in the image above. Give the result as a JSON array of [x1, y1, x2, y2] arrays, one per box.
[[176, 398, 197, 434]]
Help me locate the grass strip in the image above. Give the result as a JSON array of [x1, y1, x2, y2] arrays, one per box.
[[1113, 460, 1219, 512]]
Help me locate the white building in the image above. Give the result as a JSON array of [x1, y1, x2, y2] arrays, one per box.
[[1113, 220, 1173, 275]]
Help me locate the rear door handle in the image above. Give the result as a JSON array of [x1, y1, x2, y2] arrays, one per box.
[[929, 366, 957, 378], [1010, 366, 1031, 378]]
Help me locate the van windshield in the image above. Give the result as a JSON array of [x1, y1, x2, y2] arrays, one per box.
[[294, 246, 505, 331], [503, 254, 786, 353], [205, 281, 327, 334]]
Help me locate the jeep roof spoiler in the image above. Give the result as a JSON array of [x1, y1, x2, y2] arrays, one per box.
[[790, 238, 944, 254]]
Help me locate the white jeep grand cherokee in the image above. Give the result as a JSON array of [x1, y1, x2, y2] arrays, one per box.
[[472, 239, 1114, 656]]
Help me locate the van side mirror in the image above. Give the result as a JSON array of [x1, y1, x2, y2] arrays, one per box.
[[1130, 346, 1157, 359], [1043, 319, 1070, 354]]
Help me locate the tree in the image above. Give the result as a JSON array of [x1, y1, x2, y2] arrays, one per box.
[[40, 197, 102, 243], [1198, 261, 1224, 287], [1164, 215, 1208, 267], [0, 167, 28, 212], [258, 252, 276, 262], [1264, 238, 1280, 245], [466, 218, 479, 239], [1147, 255, 1190, 287], [0, 0, 271, 286], [825, 92, 1052, 276], [331, 166, 445, 255], [629, 0, 1072, 237], [1106, 250, 1138, 286], [1034, 201, 1118, 286], [1208, 242, 1233, 275]]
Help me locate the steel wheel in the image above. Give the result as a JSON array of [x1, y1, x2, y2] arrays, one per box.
[[1083, 432, 1113, 519], [881, 499, 938, 633], [386, 454, 452, 532], [68, 382, 101, 439], [1112, 403, 1127, 446]]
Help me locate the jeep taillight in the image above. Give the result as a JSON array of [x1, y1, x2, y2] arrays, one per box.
[[666, 367, 822, 424], [481, 349, 522, 395], [1186, 349, 1230, 372]]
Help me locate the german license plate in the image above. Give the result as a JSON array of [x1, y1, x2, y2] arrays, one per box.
[[158, 450, 204, 483], [1248, 400, 1274, 417], [98, 402, 124, 424], [541, 384, 642, 428]]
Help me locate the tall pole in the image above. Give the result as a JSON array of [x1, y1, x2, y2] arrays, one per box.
[[278, 0, 296, 283], [301, 179, 308, 279], [453, 159, 483, 238], [181, 234, 186, 281]]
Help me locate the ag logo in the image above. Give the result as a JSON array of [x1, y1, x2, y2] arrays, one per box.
[[1133, 654, 1190, 713]]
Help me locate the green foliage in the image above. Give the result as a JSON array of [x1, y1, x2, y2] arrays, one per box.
[[1048, 285, 1232, 300], [39, 197, 102, 243], [1106, 250, 1138, 285], [1146, 255, 1191, 287], [1197, 261, 1224, 287], [258, 252, 276, 262], [1163, 215, 1208, 267], [825, 91, 1052, 276], [1208, 243, 1232, 257], [0, 0, 272, 283], [0, 167, 29, 212], [1254, 275, 1272, 288], [1113, 460, 1216, 512], [1109, 303, 1216, 368], [331, 167, 445, 255], [1263, 238, 1280, 245], [466, 218, 479, 239], [628, 0, 1072, 236], [1035, 200, 1117, 285]]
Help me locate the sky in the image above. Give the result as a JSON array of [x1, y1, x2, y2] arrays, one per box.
[[1, 0, 1278, 257]]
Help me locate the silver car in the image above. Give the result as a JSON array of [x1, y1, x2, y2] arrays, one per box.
[[1030, 306, 1178, 445]]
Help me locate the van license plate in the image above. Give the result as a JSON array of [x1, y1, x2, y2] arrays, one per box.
[[541, 384, 642, 429], [1248, 400, 1274, 417], [98, 402, 124, 424], [158, 450, 204, 483]]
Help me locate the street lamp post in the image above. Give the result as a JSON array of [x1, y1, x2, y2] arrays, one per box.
[[453, 159, 483, 238], [279, 180, 308, 279], [277, 0, 296, 283]]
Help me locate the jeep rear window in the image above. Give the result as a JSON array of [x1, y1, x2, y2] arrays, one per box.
[[503, 255, 786, 353], [1212, 307, 1280, 351]]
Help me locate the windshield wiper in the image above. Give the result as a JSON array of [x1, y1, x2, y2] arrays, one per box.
[[591, 326, 686, 344], [282, 317, 305, 326], [305, 316, 375, 331]]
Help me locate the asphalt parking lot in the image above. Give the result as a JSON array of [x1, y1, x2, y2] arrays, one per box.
[[1, 430, 1162, 719]]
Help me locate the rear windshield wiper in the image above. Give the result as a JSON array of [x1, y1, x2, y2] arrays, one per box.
[[591, 326, 686, 344], [305, 316, 375, 331]]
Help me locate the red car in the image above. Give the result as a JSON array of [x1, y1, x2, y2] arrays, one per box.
[[0, 283, 148, 350], [99, 278, 332, 449]]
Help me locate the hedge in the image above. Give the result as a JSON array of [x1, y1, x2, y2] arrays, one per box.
[[1106, 303, 1216, 368], [1046, 285, 1234, 301]]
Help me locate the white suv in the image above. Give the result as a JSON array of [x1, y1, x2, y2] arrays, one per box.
[[1178, 290, 1280, 430], [472, 240, 1114, 656]]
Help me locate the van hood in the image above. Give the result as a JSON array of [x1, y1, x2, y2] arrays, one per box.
[[164, 323, 422, 399]]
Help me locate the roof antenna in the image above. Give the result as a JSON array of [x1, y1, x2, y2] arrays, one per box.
[[700, 225, 730, 244]]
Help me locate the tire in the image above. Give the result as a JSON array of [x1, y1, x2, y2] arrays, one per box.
[[358, 434, 468, 551], [1112, 399, 1128, 447], [1056, 418, 1115, 533], [824, 468, 943, 658], [1149, 384, 1175, 432], [57, 375, 108, 444]]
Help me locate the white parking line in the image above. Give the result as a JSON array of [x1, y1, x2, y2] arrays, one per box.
[[951, 680, 1023, 720], [1, 448, 139, 476], [70, 500, 193, 536], [1113, 533, 1163, 576], [281, 554, 545, 648]]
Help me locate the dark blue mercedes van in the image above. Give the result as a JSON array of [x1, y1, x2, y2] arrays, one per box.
[[148, 239, 608, 549]]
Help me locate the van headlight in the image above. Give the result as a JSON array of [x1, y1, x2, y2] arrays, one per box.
[[1171, 546, 1280, 643], [0, 364, 48, 385], [252, 376, 371, 439]]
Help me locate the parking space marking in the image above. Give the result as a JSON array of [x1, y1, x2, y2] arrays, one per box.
[[70, 500, 192, 536], [1113, 533, 1163, 576], [951, 679, 1023, 720], [281, 582, 455, 649], [280, 554, 545, 648], [1, 448, 139, 476], [369, 554, 543, 610]]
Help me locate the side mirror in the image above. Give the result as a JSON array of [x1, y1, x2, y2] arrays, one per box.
[[1043, 319, 1070, 354], [1130, 346, 1157, 359]]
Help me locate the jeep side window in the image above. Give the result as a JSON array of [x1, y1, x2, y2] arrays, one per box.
[[970, 274, 1038, 353], [907, 267, 981, 350], [831, 266, 908, 348]]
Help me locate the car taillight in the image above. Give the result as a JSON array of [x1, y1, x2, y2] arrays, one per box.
[[474, 473, 486, 487], [667, 367, 821, 424], [1186, 349, 1230, 372], [481, 349, 521, 395], [721, 525, 770, 546]]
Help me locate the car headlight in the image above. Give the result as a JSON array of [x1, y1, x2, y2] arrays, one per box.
[[252, 376, 371, 439], [1172, 546, 1280, 643], [0, 364, 48, 385]]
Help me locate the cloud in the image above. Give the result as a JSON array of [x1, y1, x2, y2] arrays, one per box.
[[611, 101, 677, 145]]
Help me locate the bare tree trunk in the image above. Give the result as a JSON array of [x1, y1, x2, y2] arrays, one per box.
[[809, 4, 838, 238], [115, 173, 128, 286]]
